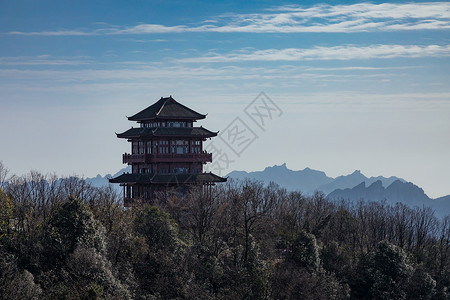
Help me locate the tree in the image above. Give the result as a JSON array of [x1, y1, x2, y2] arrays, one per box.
[[288, 230, 321, 273], [0, 167, 448, 299], [0, 188, 13, 240], [0, 251, 42, 300], [65, 246, 131, 299], [0, 161, 9, 190], [406, 267, 436, 300], [238, 180, 276, 263], [271, 263, 348, 300], [133, 205, 187, 299], [41, 197, 130, 298], [43, 197, 106, 268], [352, 241, 414, 300]]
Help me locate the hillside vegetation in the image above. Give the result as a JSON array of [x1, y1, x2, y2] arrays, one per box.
[[0, 168, 449, 299]]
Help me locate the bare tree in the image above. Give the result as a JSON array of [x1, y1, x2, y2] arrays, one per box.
[[239, 180, 276, 262], [0, 161, 9, 190], [412, 206, 438, 262], [437, 216, 450, 273]]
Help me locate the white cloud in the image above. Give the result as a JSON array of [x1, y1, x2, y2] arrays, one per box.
[[0, 56, 90, 66], [8, 30, 93, 36], [7, 2, 450, 35], [179, 44, 450, 62], [0, 61, 417, 95], [270, 2, 450, 19]]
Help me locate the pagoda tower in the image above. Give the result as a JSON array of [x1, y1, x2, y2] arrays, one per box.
[[109, 96, 226, 206]]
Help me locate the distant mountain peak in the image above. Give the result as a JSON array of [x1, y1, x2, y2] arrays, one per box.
[[389, 179, 407, 187], [326, 178, 445, 214], [226, 165, 411, 196], [368, 180, 383, 188], [228, 164, 333, 193], [264, 163, 288, 171]]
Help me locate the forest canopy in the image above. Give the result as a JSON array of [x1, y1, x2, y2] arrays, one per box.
[[0, 162, 449, 299]]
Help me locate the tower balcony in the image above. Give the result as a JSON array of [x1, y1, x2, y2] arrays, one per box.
[[123, 152, 212, 164]]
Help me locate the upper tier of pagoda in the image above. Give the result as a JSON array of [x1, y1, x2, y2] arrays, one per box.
[[128, 96, 206, 121]]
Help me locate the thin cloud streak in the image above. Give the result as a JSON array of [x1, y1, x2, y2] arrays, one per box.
[[0, 56, 90, 66], [269, 3, 450, 19], [8, 30, 94, 36], [7, 2, 450, 36], [0, 62, 415, 82], [179, 45, 450, 62]]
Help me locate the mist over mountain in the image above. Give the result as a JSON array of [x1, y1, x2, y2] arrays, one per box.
[[226, 163, 404, 195], [227, 163, 333, 194], [86, 166, 130, 188], [327, 179, 450, 218], [317, 170, 405, 195], [226, 163, 449, 218], [327, 180, 429, 206]]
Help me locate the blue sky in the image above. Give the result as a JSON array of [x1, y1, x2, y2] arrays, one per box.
[[0, 0, 449, 197]]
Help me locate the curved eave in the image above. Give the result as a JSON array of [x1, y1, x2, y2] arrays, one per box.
[[109, 172, 227, 184], [116, 127, 218, 139], [116, 130, 142, 139], [151, 133, 217, 138], [197, 172, 228, 183], [109, 173, 152, 184], [116, 133, 217, 139]]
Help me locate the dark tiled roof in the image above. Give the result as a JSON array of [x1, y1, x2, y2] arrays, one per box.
[[109, 173, 151, 183], [109, 172, 227, 184], [154, 173, 227, 184], [128, 96, 206, 121], [116, 126, 217, 139]]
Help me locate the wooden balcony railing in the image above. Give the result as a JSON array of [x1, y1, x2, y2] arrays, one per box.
[[122, 154, 145, 163], [123, 152, 212, 164]]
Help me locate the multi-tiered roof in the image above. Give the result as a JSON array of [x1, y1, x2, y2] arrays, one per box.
[[110, 96, 226, 205]]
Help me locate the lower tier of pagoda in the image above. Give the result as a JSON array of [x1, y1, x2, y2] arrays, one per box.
[[109, 172, 227, 206], [110, 172, 226, 185]]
